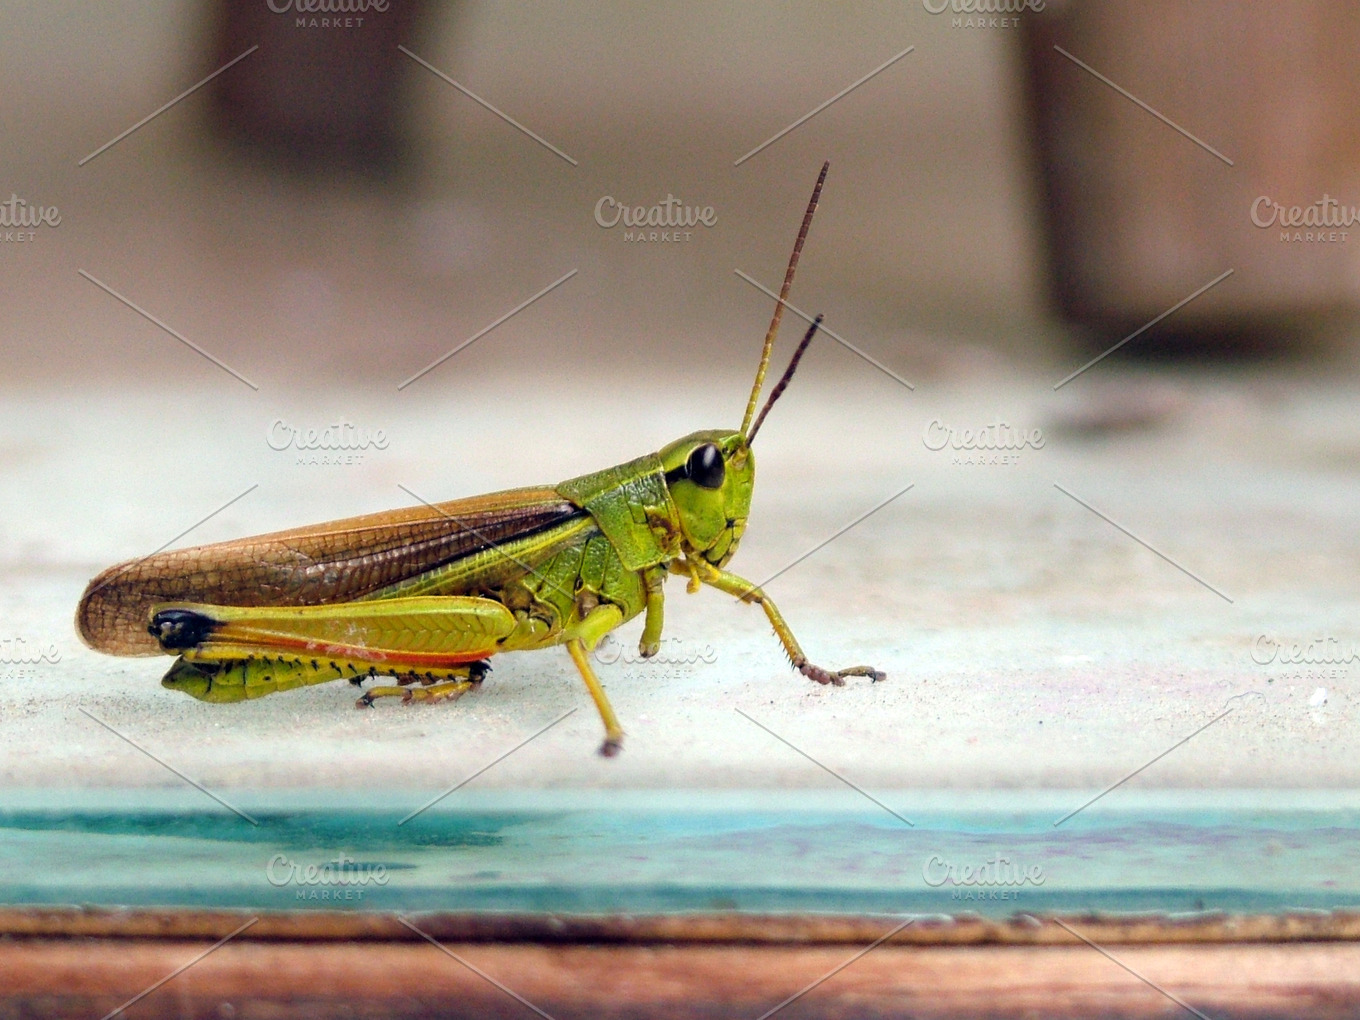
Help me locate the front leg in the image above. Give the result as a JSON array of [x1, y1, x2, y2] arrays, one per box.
[[565, 602, 627, 757], [677, 560, 885, 686], [637, 566, 666, 659]]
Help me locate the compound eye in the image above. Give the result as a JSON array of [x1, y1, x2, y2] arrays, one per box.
[[685, 443, 725, 489]]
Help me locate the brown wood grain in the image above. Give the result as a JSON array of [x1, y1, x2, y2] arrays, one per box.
[[1, 938, 1357, 1019], [0, 910, 1358, 1018], [2, 906, 1357, 944]]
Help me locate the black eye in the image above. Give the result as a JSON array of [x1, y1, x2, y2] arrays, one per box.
[[685, 443, 725, 489]]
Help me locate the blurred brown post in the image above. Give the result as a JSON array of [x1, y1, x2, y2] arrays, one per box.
[[1022, 1, 1360, 355], [207, 0, 428, 176]]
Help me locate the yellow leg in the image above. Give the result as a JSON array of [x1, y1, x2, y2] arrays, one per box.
[[679, 559, 885, 686], [149, 596, 513, 665], [638, 567, 666, 658], [565, 602, 626, 757], [353, 661, 489, 708], [357, 679, 476, 706], [568, 640, 625, 757]]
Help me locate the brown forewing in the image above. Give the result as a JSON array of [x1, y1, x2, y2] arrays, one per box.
[[76, 487, 583, 656]]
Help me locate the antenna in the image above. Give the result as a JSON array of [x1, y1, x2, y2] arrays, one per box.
[[748, 314, 823, 443], [739, 160, 829, 438]]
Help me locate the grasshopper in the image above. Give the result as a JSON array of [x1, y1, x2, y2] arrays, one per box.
[[76, 162, 883, 756]]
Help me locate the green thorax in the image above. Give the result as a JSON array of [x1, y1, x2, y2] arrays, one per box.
[[556, 429, 755, 572], [555, 452, 679, 570]]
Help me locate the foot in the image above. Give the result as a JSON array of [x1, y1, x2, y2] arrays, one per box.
[[798, 662, 886, 686]]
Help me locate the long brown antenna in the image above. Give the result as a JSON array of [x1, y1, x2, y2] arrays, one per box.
[[740, 160, 829, 438], [748, 314, 823, 443]]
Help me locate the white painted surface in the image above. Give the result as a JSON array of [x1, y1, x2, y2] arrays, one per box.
[[3, 367, 1355, 793]]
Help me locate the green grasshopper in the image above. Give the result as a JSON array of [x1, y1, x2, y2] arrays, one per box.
[[76, 162, 883, 756]]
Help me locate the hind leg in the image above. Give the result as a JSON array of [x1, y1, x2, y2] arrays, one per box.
[[149, 597, 511, 706], [355, 661, 490, 707], [357, 679, 475, 707]]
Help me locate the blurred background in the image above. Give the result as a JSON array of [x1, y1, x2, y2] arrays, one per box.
[[3, 1, 1359, 385], [2, 0, 1358, 791], [1, 0, 1048, 389]]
